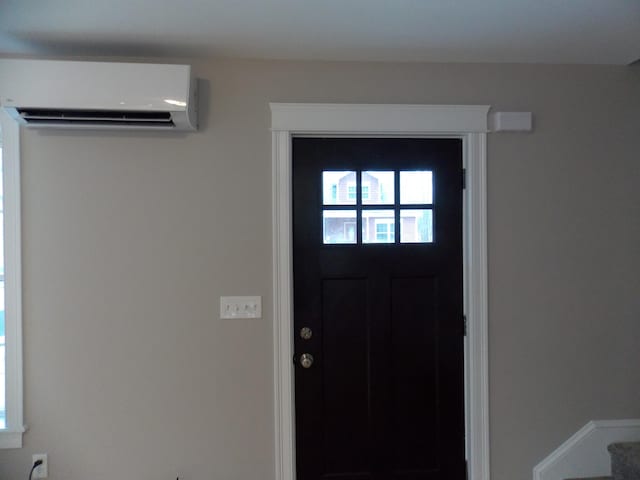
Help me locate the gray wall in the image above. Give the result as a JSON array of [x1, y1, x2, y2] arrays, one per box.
[[0, 58, 639, 480]]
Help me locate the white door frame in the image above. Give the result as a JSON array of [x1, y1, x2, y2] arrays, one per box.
[[271, 103, 490, 480]]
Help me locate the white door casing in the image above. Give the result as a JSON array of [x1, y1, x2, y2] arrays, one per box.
[[271, 103, 492, 480]]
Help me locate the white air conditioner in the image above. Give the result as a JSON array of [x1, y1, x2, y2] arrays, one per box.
[[0, 60, 198, 131]]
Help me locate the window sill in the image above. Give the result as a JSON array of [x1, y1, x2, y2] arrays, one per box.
[[0, 427, 26, 448]]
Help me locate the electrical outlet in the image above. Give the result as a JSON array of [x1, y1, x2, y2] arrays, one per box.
[[32, 454, 48, 479]]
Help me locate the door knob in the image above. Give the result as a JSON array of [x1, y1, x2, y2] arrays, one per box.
[[300, 353, 314, 368]]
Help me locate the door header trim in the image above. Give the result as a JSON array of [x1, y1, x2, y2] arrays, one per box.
[[271, 103, 491, 133]]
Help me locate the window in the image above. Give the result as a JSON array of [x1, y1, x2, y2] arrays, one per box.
[[361, 184, 370, 201], [322, 169, 433, 245], [322, 171, 355, 206], [363, 210, 394, 244], [347, 184, 357, 201], [323, 210, 357, 244], [0, 143, 4, 430], [375, 220, 395, 242], [0, 111, 24, 448]]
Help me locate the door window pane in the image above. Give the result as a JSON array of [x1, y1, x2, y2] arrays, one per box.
[[323, 171, 357, 205], [400, 171, 433, 205], [322, 171, 437, 245], [323, 210, 357, 244], [400, 209, 433, 243], [362, 171, 394, 205], [362, 210, 395, 244]]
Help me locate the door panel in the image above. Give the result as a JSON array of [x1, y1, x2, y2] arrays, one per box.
[[389, 276, 438, 472], [322, 278, 369, 474], [293, 138, 464, 480]]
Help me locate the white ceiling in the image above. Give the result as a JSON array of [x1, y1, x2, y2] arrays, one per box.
[[1, 0, 639, 65]]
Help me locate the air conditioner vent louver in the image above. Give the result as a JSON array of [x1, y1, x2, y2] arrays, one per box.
[[18, 108, 175, 128]]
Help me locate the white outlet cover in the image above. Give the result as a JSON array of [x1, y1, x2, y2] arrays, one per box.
[[32, 454, 48, 479], [220, 296, 262, 319]]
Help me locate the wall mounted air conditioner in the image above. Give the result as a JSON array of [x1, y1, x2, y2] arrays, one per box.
[[0, 60, 198, 131]]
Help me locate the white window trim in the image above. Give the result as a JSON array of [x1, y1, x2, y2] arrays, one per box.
[[0, 110, 25, 449], [271, 103, 492, 480]]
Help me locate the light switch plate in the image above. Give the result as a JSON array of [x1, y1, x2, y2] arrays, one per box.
[[220, 296, 262, 319]]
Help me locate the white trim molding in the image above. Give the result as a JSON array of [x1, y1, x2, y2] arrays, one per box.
[[533, 419, 640, 480], [464, 132, 490, 480], [271, 103, 491, 480], [271, 103, 490, 134], [0, 110, 25, 449]]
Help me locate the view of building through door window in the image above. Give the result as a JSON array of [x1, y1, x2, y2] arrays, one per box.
[[0, 138, 5, 429], [322, 170, 433, 244]]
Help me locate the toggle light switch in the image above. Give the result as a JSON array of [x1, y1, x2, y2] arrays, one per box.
[[220, 296, 262, 319]]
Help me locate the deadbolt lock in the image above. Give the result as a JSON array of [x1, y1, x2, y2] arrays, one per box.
[[300, 327, 313, 340]]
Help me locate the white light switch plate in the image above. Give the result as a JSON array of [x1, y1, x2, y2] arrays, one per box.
[[220, 296, 262, 319]]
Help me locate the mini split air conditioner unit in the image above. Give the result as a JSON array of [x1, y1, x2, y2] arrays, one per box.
[[0, 60, 197, 131]]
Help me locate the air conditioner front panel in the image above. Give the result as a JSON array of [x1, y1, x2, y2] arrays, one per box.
[[1, 60, 191, 111], [0, 60, 197, 131]]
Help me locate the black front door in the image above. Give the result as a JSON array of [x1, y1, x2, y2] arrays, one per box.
[[293, 138, 465, 480]]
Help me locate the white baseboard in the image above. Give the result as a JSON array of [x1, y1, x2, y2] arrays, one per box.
[[533, 419, 640, 480]]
